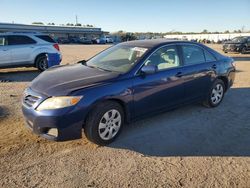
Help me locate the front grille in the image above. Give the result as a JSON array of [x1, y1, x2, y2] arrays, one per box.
[[23, 95, 40, 107]]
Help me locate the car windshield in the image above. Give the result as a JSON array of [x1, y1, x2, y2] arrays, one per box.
[[231, 37, 247, 43], [86, 45, 148, 73]]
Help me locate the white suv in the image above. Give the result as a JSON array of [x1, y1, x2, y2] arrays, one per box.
[[0, 32, 62, 71]]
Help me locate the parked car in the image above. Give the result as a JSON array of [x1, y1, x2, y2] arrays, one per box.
[[223, 36, 250, 54], [57, 37, 70, 44], [92, 37, 107, 44], [22, 40, 235, 145], [79, 37, 93, 44], [69, 37, 80, 44], [0, 32, 61, 71], [91, 38, 99, 44], [105, 36, 114, 43]]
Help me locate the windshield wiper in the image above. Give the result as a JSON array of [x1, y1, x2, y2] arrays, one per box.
[[83, 63, 113, 72], [95, 66, 113, 72]]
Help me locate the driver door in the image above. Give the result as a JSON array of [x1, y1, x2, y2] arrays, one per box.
[[132, 45, 185, 118]]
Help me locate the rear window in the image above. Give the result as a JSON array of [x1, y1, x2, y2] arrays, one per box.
[[36, 35, 55, 43], [204, 49, 216, 62]]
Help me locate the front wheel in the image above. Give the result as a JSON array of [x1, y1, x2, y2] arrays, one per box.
[[203, 79, 225, 108], [84, 101, 124, 145]]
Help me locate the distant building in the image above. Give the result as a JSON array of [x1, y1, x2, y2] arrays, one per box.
[[0, 22, 105, 40], [164, 33, 250, 42]]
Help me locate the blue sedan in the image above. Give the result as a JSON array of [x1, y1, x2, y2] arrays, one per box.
[[22, 40, 235, 145]]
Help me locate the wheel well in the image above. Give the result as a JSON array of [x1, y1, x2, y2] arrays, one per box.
[[108, 99, 129, 121], [34, 53, 47, 67], [84, 98, 130, 127], [217, 76, 229, 91]]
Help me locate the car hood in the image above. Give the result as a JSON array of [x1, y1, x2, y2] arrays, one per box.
[[30, 63, 119, 96]]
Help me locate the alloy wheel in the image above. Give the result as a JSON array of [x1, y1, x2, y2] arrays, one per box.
[[98, 109, 121, 140], [211, 83, 224, 105]]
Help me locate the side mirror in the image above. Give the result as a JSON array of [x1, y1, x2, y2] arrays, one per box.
[[77, 59, 87, 64], [140, 65, 157, 75]]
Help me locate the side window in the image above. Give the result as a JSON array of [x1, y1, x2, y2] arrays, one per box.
[[7, 35, 36, 45], [0, 37, 5, 46], [182, 45, 205, 65], [204, 49, 216, 62], [145, 45, 180, 71], [247, 38, 250, 43]]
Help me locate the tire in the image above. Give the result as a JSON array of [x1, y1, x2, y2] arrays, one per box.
[[203, 79, 225, 108], [36, 54, 48, 71], [84, 101, 124, 146], [241, 47, 247, 54]]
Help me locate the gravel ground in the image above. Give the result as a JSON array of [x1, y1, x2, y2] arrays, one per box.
[[0, 44, 249, 188]]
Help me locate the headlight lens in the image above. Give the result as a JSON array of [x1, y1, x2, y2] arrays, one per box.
[[36, 96, 83, 111]]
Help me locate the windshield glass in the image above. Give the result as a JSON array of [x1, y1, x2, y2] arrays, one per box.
[[86, 45, 148, 73], [231, 37, 247, 43]]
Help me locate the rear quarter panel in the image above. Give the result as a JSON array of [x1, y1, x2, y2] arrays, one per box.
[[31, 45, 60, 64]]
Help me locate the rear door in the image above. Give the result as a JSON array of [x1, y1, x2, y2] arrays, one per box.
[[0, 36, 11, 66], [179, 44, 216, 101], [7, 35, 37, 65]]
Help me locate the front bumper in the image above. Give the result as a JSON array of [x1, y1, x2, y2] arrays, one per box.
[[223, 45, 242, 52], [22, 88, 87, 141], [228, 71, 235, 88]]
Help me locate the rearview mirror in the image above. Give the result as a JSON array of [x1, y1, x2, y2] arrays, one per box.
[[140, 65, 157, 75]]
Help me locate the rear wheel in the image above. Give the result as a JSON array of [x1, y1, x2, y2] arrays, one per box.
[[84, 101, 124, 145], [203, 79, 225, 108], [36, 55, 48, 71], [241, 47, 247, 54]]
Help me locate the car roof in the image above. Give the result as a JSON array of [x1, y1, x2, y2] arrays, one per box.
[[120, 39, 199, 48], [0, 32, 44, 36]]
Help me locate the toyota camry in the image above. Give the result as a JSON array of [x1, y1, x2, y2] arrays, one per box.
[[22, 40, 235, 145]]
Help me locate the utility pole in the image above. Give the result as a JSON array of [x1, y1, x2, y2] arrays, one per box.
[[241, 25, 245, 33], [75, 15, 78, 25]]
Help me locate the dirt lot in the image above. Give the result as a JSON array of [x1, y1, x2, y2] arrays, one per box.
[[0, 44, 249, 188]]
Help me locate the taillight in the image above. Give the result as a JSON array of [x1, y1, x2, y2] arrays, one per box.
[[53, 43, 60, 51]]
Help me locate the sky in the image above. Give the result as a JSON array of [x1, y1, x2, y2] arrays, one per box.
[[0, 0, 250, 33]]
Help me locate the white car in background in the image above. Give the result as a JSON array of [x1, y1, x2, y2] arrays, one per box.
[[105, 36, 113, 43], [0, 32, 61, 71]]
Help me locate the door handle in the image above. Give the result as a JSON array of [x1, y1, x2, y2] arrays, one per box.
[[175, 72, 183, 77], [211, 64, 217, 69], [2, 49, 8, 51]]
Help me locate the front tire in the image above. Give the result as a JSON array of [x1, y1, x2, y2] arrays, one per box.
[[84, 101, 124, 146], [203, 79, 225, 108]]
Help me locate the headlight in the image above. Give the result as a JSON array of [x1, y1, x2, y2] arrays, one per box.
[[36, 96, 83, 111]]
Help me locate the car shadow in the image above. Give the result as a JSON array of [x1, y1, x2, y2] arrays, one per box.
[[0, 105, 9, 122], [232, 56, 250, 62], [108, 88, 250, 157], [0, 69, 40, 82]]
